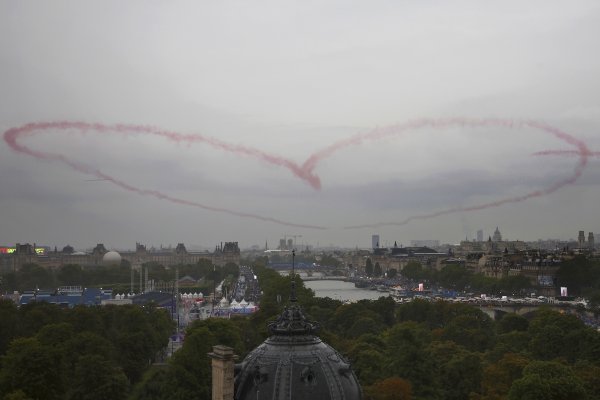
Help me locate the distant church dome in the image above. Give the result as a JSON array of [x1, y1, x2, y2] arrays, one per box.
[[234, 293, 362, 399], [102, 251, 122, 266]]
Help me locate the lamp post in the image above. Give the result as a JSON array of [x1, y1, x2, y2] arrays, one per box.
[[290, 249, 297, 302]]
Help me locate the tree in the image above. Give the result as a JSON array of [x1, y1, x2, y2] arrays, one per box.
[[480, 352, 530, 399], [401, 261, 423, 281], [139, 318, 244, 400], [0, 300, 18, 354], [555, 255, 600, 296], [427, 341, 482, 400], [395, 298, 433, 325], [0, 337, 64, 400], [387, 268, 397, 279], [384, 322, 440, 399], [3, 390, 33, 400], [348, 343, 386, 386], [573, 360, 600, 400], [66, 355, 129, 400], [508, 361, 587, 400], [57, 264, 83, 286], [364, 377, 412, 400], [17, 302, 65, 338], [348, 315, 385, 338], [498, 275, 531, 294], [374, 262, 382, 277], [129, 367, 172, 400], [64, 331, 116, 371], [528, 309, 597, 363], [36, 322, 75, 349], [497, 313, 529, 334], [490, 331, 530, 361], [13, 263, 55, 291], [438, 264, 471, 290], [441, 312, 495, 352], [365, 258, 374, 277]]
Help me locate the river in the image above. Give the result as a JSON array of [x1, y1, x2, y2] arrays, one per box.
[[303, 279, 389, 302]]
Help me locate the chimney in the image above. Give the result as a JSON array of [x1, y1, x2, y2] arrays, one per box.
[[209, 345, 237, 400]]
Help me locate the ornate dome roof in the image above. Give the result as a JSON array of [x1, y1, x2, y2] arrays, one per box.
[[234, 301, 363, 399]]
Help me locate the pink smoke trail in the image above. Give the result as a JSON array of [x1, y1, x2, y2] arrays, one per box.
[[532, 149, 600, 157], [7, 121, 321, 189], [3, 118, 590, 230], [343, 119, 590, 229], [303, 118, 530, 175], [3, 122, 326, 229]]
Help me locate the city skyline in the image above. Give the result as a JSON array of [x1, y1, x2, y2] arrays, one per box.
[[1, 1, 599, 249], [1, 227, 597, 253]]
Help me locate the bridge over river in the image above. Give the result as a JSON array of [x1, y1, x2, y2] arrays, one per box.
[[477, 304, 549, 319], [301, 276, 594, 323], [301, 276, 351, 281]]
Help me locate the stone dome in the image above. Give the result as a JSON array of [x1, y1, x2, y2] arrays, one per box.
[[102, 251, 122, 266], [234, 302, 363, 399]]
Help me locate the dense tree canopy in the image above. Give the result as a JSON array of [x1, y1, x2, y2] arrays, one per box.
[[2, 258, 600, 400], [0, 301, 173, 400]]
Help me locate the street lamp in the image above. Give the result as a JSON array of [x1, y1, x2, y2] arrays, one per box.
[[290, 249, 297, 302]]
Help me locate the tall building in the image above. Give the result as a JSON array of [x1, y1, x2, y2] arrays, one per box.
[[492, 227, 502, 242], [477, 229, 484, 242], [371, 234, 380, 249], [578, 231, 586, 249], [588, 232, 595, 251]]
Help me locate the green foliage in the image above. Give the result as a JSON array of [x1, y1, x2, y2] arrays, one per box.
[[365, 258, 374, 277], [364, 377, 412, 400], [480, 352, 530, 399], [384, 322, 440, 399], [401, 261, 424, 281], [528, 308, 599, 363], [67, 354, 129, 400], [348, 336, 387, 386], [574, 360, 600, 400], [148, 318, 244, 399], [498, 275, 532, 294], [57, 264, 83, 286], [129, 367, 171, 400], [438, 264, 471, 290], [0, 337, 64, 400], [497, 313, 529, 334], [556, 255, 600, 296], [3, 257, 600, 400], [374, 262, 382, 277], [427, 341, 482, 400], [0, 300, 18, 355], [508, 361, 587, 400], [2, 391, 33, 400], [0, 303, 173, 399], [489, 331, 531, 361], [1, 258, 238, 294], [13, 263, 56, 292], [318, 254, 342, 268], [441, 312, 495, 352]]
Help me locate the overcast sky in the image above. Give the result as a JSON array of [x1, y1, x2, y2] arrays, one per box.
[[1, 1, 599, 251]]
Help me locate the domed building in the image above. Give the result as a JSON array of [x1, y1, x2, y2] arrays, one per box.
[[210, 276, 363, 400], [102, 251, 122, 266]]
